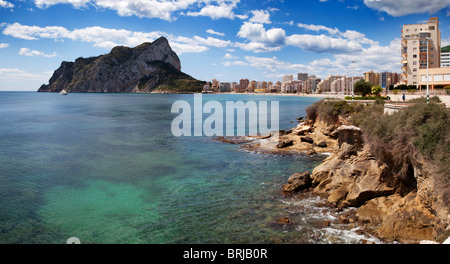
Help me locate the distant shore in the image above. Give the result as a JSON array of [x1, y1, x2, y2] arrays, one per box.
[[211, 92, 347, 99]]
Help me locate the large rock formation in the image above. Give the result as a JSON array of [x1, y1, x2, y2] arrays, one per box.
[[310, 123, 449, 243], [38, 37, 205, 93]]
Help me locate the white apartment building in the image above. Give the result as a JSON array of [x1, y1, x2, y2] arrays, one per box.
[[401, 17, 441, 86], [441, 50, 450, 67]]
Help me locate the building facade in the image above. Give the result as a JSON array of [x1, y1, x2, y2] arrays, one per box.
[[441, 50, 450, 67], [364, 71, 380, 86], [401, 17, 441, 86]]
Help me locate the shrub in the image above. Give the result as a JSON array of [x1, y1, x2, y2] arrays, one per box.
[[371, 85, 383, 97], [306, 99, 356, 125], [353, 100, 450, 204], [354, 80, 372, 97]]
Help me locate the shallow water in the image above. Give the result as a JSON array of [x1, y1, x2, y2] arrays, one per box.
[[0, 92, 379, 244]]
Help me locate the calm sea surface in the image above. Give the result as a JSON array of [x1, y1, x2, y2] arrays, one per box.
[[0, 92, 379, 244]]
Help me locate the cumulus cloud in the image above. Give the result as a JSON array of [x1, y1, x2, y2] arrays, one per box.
[[18, 48, 57, 57], [2, 22, 230, 54], [249, 10, 271, 24], [0, 0, 14, 8], [236, 22, 369, 54], [286, 34, 363, 54], [0, 43, 9, 48], [186, 1, 242, 20], [297, 23, 339, 35], [206, 29, 225, 36], [226, 37, 401, 81], [33, 0, 245, 21], [363, 0, 450, 17], [235, 22, 285, 52]]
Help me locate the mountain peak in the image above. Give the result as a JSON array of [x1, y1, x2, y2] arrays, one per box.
[[38, 37, 203, 93]]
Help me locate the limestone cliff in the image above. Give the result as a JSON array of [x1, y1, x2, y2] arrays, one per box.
[[38, 37, 205, 93], [306, 120, 449, 243], [280, 100, 449, 243]]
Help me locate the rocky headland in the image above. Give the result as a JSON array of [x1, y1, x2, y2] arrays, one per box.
[[218, 98, 450, 244], [38, 37, 206, 93]]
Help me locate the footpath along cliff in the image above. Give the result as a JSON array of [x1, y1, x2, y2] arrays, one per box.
[[235, 98, 449, 243]]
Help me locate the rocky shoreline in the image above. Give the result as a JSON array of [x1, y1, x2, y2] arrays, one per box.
[[216, 109, 449, 244]]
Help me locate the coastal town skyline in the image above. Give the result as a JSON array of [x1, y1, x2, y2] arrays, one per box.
[[1, 0, 450, 91]]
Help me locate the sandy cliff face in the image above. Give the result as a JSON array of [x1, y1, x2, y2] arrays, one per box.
[[38, 37, 204, 93], [309, 122, 449, 243]]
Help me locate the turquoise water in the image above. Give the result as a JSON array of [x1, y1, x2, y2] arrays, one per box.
[[0, 92, 353, 244]]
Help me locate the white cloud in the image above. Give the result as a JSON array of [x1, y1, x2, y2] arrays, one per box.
[[176, 35, 230, 48], [236, 22, 286, 52], [225, 37, 401, 81], [297, 23, 339, 35], [206, 29, 225, 36], [222, 60, 247, 66], [0, 0, 14, 8], [18, 48, 57, 57], [236, 22, 367, 54], [223, 53, 237, 59], [249, 10, 271, 24], [363, 0, 450, 17], [0, 43, 9, 48], [186, 1, 240, 20], [2, 22, 230, 54], [33, 0, 245, 21], [0, 68, 46, 81]]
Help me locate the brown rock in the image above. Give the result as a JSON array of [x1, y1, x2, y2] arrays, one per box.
[[317, 141, 328, 148], [313, 220, 331, 229], [301, 136, 314, 144], [277, 140, 294, 149], [327, 188, 348, 206], [276, 217, 293, 225], [282, 172, 312, 196]]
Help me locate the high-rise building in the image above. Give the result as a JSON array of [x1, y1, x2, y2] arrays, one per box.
[[281, 75, 293, 92], [212, 79, 220, 91], [239, 79, 249, 93], [379, 72, 393, 88], [441, 46, 450, 67], [364, 71, 380, 86], [297, 73, 308, 82], [401, 17, 441, 86]]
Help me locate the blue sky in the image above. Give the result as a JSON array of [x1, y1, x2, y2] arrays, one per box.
[[1, 0, 450, 91]]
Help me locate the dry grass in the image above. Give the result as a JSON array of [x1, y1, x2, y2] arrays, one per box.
[[353, 99, 450, 205]]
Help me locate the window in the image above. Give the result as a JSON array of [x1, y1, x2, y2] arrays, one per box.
[[413, 61, 417, 65], [429, 26, 435, 30], [413, 54, 417, 58], [444, 74, 450, 81], [413, 68, 417, 72], [434, 75, 443, 81]]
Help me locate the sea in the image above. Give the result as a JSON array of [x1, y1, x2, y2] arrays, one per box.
[[0, 92, 382, 244]]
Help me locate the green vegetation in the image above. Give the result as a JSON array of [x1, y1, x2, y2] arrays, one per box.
[[344, 96, 388, 100], [441, 45, 450, 52], [306, 99, 358, 125], [307, 98, 449, 205], [354, 79, 372, 97], [371, 85, 383, 97], [139, 61, 205, 93], [353, 99, 449, 204]]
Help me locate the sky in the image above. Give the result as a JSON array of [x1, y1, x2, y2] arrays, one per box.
[[1, 0, 450, 91]]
